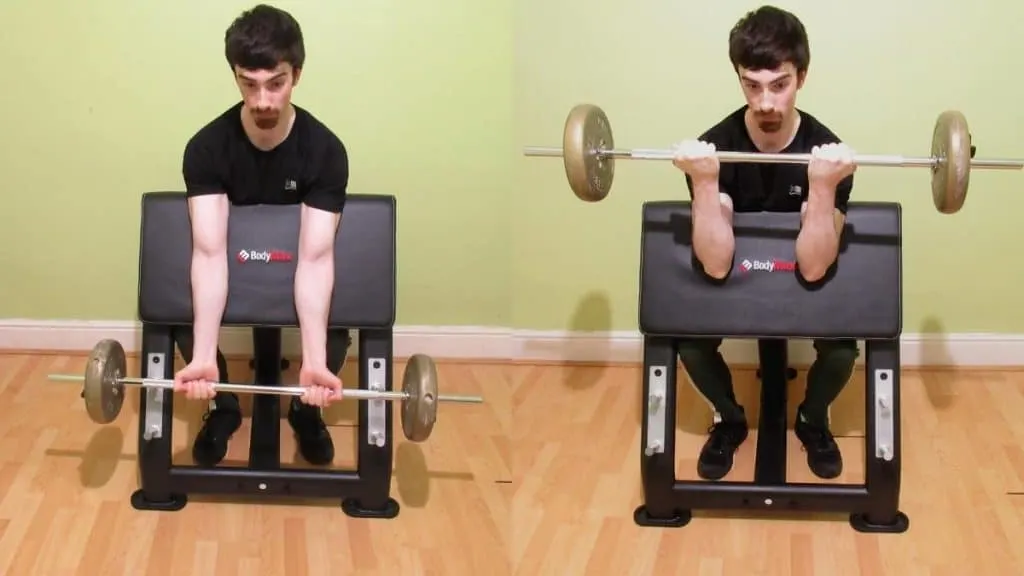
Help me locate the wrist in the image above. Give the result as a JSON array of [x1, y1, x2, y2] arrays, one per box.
[[302, 353, 327, 370], [192, 346, 219, 365], [300, 336, 327, 368], [807, 185, 836, 212], [690, 175, 718, 192]]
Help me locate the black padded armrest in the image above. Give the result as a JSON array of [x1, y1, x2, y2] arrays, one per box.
[[638, 201, 902, 339], [137, 192, 396, 329]]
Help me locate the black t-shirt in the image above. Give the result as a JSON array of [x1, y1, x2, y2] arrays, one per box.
[[685, 106, 853, 214], [182, 102, 349, 214]]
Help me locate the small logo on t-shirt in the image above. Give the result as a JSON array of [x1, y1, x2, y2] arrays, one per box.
[[284, 179, 297, 192], [789, 184, 802, 196]]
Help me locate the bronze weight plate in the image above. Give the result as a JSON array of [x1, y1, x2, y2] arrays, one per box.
[[83, 339, 127, 424], [931, 110, 972, 214], [562, 104, 615, 202], [401, 354, 439, 442]]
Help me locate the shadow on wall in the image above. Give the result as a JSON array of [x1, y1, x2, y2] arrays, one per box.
[[916, 315, 956, 410], [518, 290, 615, 390], [563, 291, 614, 390]]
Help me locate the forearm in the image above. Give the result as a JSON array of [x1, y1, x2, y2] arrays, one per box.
[[191, 250, 228, 364], [690, 177, 734, 279], [295, 252, 334, 368], [796, 185, 841, 281]]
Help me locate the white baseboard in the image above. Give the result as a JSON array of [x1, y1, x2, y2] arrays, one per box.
[[0, 319, 1022, 367], [510, 329, 1024, 367], [0, 320, 514, 362]]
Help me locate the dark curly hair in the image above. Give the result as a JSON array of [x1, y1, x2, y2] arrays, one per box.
[[224, 4, 305, 71], [728, 6, 809, 74]]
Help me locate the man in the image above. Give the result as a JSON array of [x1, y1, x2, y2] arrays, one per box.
[[671, 5, 860, 481], [172, 4, 350, 468]]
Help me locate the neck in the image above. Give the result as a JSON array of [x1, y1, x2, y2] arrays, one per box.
[[241, 104, 296, 151], [744, 108, 801, 153]]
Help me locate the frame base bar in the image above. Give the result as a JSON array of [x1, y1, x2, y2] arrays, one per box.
[[669, 480, 868, 513], [168, 465, 366, 499]]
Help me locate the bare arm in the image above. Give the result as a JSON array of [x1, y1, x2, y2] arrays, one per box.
[[795, 185, 844, 282], [187, 194, 229, 364], [295, 205, 341, 369], [691, 176, 735, 279]]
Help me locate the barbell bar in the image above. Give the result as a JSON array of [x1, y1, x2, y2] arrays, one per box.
[[522, 103, 1024, 214], [49, 338, 484, 443]]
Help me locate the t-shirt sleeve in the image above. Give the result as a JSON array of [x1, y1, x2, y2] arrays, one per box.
[[182, 135, 225, 198], [303, 133, 349, 214]]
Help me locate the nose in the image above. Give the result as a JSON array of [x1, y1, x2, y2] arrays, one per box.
[[255, 89, 272, 109]]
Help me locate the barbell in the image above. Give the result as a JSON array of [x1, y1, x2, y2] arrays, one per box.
[[523, 103, 1024, 214], [48, 339, 484, 443]]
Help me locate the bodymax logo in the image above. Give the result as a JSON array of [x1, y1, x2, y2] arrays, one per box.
[[236, 249, 293, 263], [738, 258, 796, 273]]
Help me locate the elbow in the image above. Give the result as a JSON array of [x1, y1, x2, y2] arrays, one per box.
[[799, 264, 829, 284], [300, 241, 334, 264], [193, 237, 226, 260], [703, 262, 731, 281], [693, 244, 734, 281], [191, 227, 227, 259], [797, 255, 835, 284]]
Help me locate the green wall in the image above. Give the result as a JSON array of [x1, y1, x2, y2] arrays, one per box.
[[2, 0, 1022, 335]]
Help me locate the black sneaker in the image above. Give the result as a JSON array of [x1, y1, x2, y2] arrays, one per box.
[[794, 409, 843, 479], [287, 400, 334, 465], [192, 407, 243, 467], [697, 420, 749, 480]]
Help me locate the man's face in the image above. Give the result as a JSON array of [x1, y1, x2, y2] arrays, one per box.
[[235, 63, 301, 130], [737, 62, 804, 134]]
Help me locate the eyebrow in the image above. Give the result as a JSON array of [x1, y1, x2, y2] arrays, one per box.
[[237, 72, 287, 83], [742, 73, 792, 84]]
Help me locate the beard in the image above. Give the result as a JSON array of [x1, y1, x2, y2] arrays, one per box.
[[252, 109, 279, 130], [756, 114, 783, 133]]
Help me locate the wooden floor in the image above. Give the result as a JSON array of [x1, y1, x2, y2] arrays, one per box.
[[3, 352, 1024, 574], [0, 351, 509, 575]]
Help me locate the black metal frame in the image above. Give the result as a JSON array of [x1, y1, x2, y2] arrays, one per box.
[[129, 324, 401, 518], [634, 336, 909, 532]]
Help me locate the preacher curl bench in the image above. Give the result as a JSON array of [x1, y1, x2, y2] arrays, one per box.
[[634, 200, 909, 533], [130, 191, 402, 518]]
